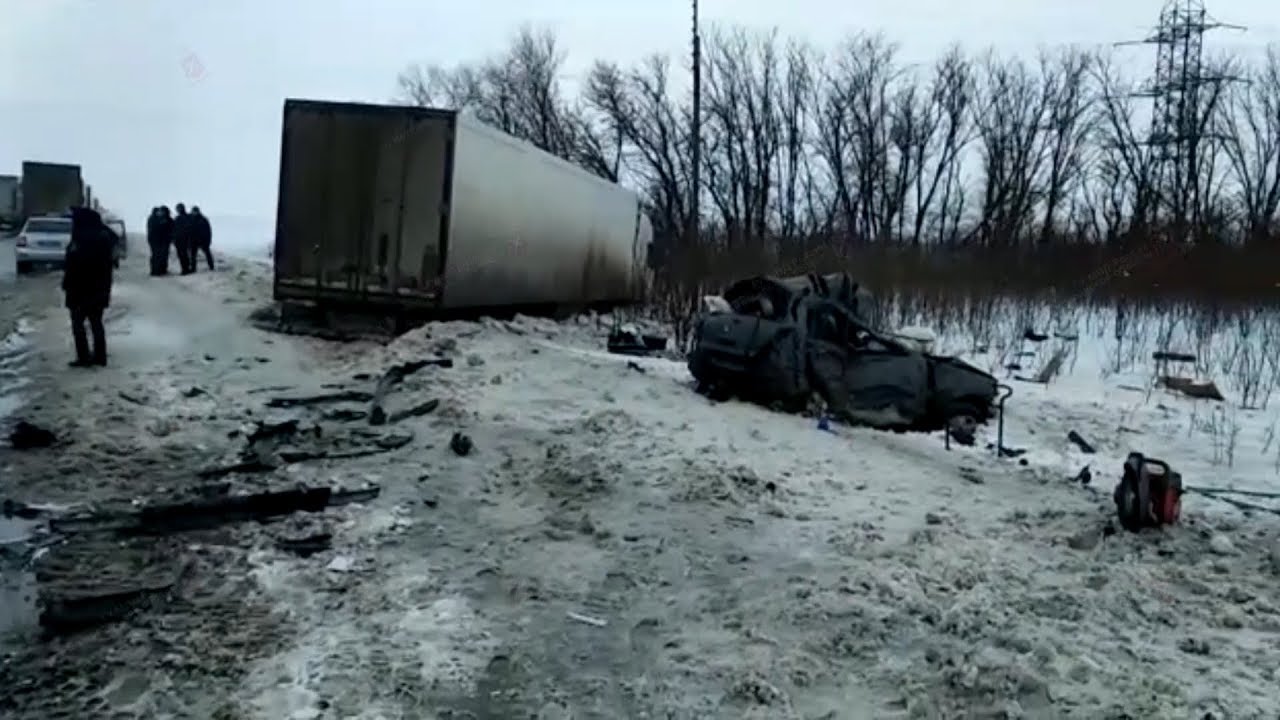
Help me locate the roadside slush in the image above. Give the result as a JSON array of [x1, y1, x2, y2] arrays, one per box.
[[0, 236, 45, 660], [0, 247, 306, 718]]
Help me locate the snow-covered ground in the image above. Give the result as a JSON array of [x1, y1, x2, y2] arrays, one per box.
[[2, 247, 1280, 719]]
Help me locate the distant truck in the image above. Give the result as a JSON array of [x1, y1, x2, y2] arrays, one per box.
[[0, 175, 18, 231], [21, 161, 83, 220], [272, 99, 651, 317]]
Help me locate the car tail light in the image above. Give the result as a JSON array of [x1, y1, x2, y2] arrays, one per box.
[[15, 235, 26, 247]]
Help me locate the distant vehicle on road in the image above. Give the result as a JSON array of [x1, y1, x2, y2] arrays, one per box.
[[104, 216, 126, 267], [14, 214, 73, 274], [20, 162, 82, 221], [0, 175, 19, 232]]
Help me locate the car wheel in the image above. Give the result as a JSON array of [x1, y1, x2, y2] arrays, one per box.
[[15, 261, 32, 275]]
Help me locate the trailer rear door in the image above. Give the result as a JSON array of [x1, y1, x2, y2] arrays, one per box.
[[273, 100, 453, 307]]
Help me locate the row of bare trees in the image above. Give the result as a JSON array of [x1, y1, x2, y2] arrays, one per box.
[[397, 26, 1280, 263]]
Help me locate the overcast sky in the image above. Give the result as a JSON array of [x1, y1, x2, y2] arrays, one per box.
[[1, 0, 1276, 254]]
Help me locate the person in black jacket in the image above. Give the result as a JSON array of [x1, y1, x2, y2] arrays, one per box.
[[190, 205, 214, 270], [146, 207, 167, 276], [62, 207, 115, 367], [173, 202, 195, 274]]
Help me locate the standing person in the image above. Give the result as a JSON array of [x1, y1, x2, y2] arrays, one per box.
[[191, 206, 214, 270], [62, 207, 115, 367], [146, 207, 164, 276], [172, 203, 195, 274], [156, 205, 176, 274]]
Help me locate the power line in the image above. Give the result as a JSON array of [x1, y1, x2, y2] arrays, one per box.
[[1116, 0, 1246, 240]]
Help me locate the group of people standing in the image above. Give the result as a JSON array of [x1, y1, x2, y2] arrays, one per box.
[[146, 203, 213, 276]]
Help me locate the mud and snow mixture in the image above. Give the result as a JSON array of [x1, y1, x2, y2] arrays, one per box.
[[2, 249, 1280, 719]]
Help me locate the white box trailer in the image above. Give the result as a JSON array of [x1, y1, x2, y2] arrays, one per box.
[[272, 99, 651, 314]]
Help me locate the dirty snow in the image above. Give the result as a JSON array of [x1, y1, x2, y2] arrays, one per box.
[[1, 245, 1279, 719]]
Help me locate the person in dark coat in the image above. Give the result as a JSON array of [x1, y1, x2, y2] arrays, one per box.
[[190, 206, 214, 270], [157, 205, 176, 274], [62, 207, 115, 367], [173, 202, 195, 274], [146, 207, 166, 276]]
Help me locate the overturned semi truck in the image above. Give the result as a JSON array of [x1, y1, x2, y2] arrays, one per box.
[[272, 99, 652, 315]]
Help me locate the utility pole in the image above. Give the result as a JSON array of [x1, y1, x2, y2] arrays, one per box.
[[688, 0, 702, 250]]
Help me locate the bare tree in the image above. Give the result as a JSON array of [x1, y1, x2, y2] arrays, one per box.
[[1037, 48, 1096, 244], [393, 24, 1280, 271], [1092, 53, 1158, 243], [912, 46, 974, 246], [584, 56, 693, 247], [395, 26, 617, 176], [972, 53, 1049, 246], [1221, 47, 1280, 245]]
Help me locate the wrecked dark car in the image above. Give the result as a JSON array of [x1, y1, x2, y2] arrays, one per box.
[[688, 272, 998, 431]]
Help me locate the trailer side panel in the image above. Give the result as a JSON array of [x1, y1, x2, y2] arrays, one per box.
[[441, 115, 644, 310]]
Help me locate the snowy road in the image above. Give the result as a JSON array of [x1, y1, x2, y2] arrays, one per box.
[[1, 249, 1279, 719]]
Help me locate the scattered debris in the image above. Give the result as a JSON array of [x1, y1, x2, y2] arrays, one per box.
[[369, 357, 453, 425], [49, 484, 381, 536], [1153, 351, 1196, 363], [277, 430, 413, 462], [566, 610, 607, 627], [183, 387, 207, 398], [1159, 376, 1225, 402], [450, 431, 474, 456], [1067, 430, 1096, 454], [39, 563, 188, 636], [1073, 466, 1092, 486], [276, 532, 333, 557], [1017, 347, 1069, 384], [986, 444, 1027, 459], [9, 420, 57, 450], [388, 398, 440, 424], [118, 391, 147, 405], [247, 385, 295, 395], [267, 390, 373, 409], [607, 325, 667, 357], [2, 499, 44, 520], [248, 419, 301, 443], [626, 360, 645, 373], [197, 456, 278, 479], [323, 408, 368, 422], [1178, 637, 1211, 656], [204, 419, 410, 476], [326, 555, 355, 573]]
